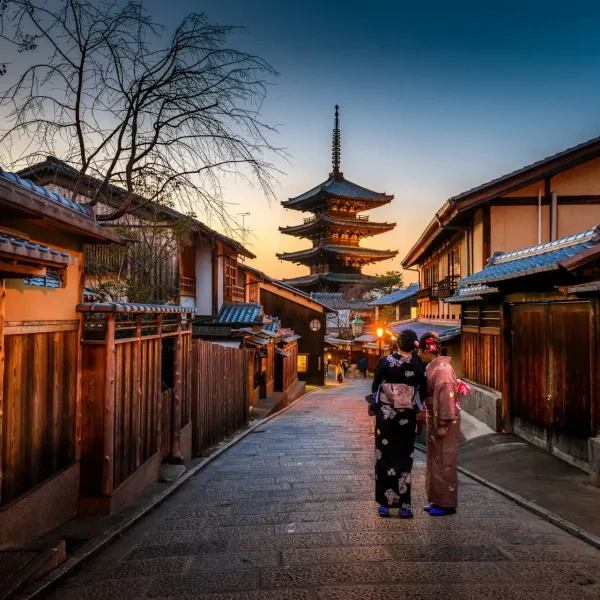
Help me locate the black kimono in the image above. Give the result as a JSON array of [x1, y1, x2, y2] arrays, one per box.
[[371, 352, 426, 509]]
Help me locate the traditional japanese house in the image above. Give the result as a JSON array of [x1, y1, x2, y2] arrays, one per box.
[[311, 292, 375, 338], [446, 226, 600, 482], [402, 133, 600, 368], [277, 106, 397, 292], [249, 269, 330, 386], [369, 283, 419, 322], [0, 167, 123, 544]]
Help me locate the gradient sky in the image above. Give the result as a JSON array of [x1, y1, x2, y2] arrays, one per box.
[[8, 1, 600, 282]]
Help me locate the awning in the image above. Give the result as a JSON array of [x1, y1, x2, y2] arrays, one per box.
[[276, 348, 291, 357], [245, 336, 270, 347], [260, 329, 281, 338], [283, 334, 301, 343]]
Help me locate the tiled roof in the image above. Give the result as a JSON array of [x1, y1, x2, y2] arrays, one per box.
[[0, 234, 75, 266], [389, 318, 461, 342], [277, 245, 397, 262], [282, 272, 377, 288], [444, 283, 499, 304], [0, 167, 92, 216], [354, 334, 377, 343], [216, 302, 264, 325], [83, 288, 100, 302], [566, 281, 600, 294], [310, 293, 372, 311], [280, 215, 395, 235], [262, 317, 280, 333], [459, 228, 600, 286], [77, 302, 195, 313], [283, 175, 393, 208], [370, 283, 419, 306]]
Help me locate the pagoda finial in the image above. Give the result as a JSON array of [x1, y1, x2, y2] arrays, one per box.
[[331, 104, 341, 177]]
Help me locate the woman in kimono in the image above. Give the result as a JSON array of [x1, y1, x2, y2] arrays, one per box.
[[418, 332, 460, 516], [372, 330, 426, 518]]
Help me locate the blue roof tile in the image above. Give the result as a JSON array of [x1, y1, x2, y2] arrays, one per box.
[[370, 283, 419, 306], [459, 228, 599, 286], [0, 167, 92, 216], [217, 302, 264, 325]]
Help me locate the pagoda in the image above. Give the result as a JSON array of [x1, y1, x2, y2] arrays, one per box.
[[277, 106, 397, 292]]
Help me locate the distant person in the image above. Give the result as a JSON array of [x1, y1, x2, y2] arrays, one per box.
[[342, 360, 349, 377], [371, 331, 426, 518], [418, 331, 460, 517], [336, 363, 344, 384], [358, 355, 368, 378]]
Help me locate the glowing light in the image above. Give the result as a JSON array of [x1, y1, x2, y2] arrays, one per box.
[[377, 328, 383, 338]]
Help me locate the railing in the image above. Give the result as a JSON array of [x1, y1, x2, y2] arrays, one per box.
[[416, 284, 439, 301], [437, 275, 460, 299], [180, 276, 196, 296], [302, 213, 370, 224], [225, 284, 245, 303]]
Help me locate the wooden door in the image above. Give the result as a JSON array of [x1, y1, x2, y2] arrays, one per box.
[[511, 304, 551, 447], [549, 302, 592, 462], [511, 301, 592, 463]]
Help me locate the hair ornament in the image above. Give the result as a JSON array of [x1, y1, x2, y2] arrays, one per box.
[[413, 340, 420, 348], [425, 337, 439, 353]]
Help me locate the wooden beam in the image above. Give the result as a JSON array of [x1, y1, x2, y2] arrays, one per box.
[[0, 262, 46, 278], [0, 280, 5, 505], [482, 205, 491, 265], [134, 315, 142, 469], [102, 313, 115, 496], [501, 302, 512, 433]]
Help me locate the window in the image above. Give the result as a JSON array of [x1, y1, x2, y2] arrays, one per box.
[[297, 354, 309, 373], [24, 268, 64, 289], [310, 319, 321, 331], [448, 246, 460, 278], [462, 303, 501, 333], [424, 263, 438, 288]]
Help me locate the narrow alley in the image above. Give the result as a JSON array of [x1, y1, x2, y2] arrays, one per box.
[[44, 380, 600, 600]]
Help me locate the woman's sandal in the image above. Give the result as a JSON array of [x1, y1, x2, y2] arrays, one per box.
[[429, 507, 456, 516], [423, 503, 438, 512], [396, 508, 414, 519], [378, 507, 390, 518]]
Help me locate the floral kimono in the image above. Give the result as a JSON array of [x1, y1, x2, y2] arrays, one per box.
[[424, 356, 460, 509], [372, 353, 426, 510]]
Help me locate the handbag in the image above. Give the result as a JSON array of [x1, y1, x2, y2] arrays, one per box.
[[364, 389, 380, 416]]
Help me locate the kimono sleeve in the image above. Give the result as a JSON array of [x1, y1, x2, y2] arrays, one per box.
[[434, 365, 458, 422], [372, 357, 387, 393]]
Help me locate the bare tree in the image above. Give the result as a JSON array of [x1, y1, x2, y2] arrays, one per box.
[[0, 0, 282, 228]]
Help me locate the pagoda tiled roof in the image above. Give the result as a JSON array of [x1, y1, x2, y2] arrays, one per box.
[[370, 283, 419, 306], [282, 174, 393, 210], [281, 272, 377, 288], [280, 214, 395, 237], [277, 245, 398, 263]]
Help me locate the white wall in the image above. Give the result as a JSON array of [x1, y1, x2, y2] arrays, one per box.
[[195, 244, 213, 315]]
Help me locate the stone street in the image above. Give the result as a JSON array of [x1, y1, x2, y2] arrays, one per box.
[[44, 379, 600, 600]]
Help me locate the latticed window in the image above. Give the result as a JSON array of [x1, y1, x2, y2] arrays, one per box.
[[448, 246, 460, 278], [224, 255, 237, 289], [424, 263, 438, 287], [297, 354, 309, 373]]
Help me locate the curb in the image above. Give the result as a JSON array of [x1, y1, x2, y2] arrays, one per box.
[[17, 388, 320, 600], [415, 442, 600, 551]]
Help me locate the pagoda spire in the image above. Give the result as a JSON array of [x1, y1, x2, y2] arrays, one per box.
[[331, 104, 341, 177]]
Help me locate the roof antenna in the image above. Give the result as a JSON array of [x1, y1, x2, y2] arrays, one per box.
[[331, 105, 341, 178]]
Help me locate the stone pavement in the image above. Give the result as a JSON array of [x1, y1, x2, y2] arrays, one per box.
[[42, 379, 600, 600]]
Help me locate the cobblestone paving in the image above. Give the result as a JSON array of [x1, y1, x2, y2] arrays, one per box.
[[44, 380, 600, 600]]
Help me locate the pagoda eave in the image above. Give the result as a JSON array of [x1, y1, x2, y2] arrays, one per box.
[[281, 272, 378, 290], [279, 218, 396, 237], [282, 191, 393, 213], [277, 246, 398, 264]]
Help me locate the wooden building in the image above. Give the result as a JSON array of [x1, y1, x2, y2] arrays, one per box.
[[402, 133, 600, 370], [369, 283, 419, 322], [446, 226, 600, 482], [0, 167, 123, 544]]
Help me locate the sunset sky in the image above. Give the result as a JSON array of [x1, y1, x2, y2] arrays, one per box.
[[6, 1, 600, 282]]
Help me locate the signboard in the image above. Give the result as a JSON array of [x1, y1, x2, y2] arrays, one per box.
[[258, 348, 268, 358]]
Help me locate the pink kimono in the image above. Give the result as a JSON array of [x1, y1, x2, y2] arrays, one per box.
[[424, 356, 460, 509]]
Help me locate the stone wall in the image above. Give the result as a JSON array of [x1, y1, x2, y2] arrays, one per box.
[[461, 380, 502, 432]]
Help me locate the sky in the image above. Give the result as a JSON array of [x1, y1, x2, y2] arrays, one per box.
[[7, 0, 600, 282]]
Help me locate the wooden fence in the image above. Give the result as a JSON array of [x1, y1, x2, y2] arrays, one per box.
[[191, 339, 251, 456], [1, 325, 78, 506], [461, 330, 502, 391], [79, 304, 193, 504]]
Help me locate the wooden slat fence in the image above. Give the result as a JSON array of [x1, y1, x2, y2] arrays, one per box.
[[1, 328, 78, 506], [462, 330, 502, 391], [191, 339, 250, 456], [281, 342, 298, 391], [160, 388, 173, 460]]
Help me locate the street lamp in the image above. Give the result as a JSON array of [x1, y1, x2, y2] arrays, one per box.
[[377, 327, 384, 358]]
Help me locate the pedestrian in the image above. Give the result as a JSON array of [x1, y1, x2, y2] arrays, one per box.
[[417, 332, 460, 517], [336, 363, 344, 384], [342, 360, 349, 378], [358, 355, 367, 378], [372, 330, 426, 518]]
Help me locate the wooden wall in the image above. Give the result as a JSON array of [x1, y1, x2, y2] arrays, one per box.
[[461, 331, 502, 391], [1, 328, 78, 506], [190, 339, 250, 456]]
